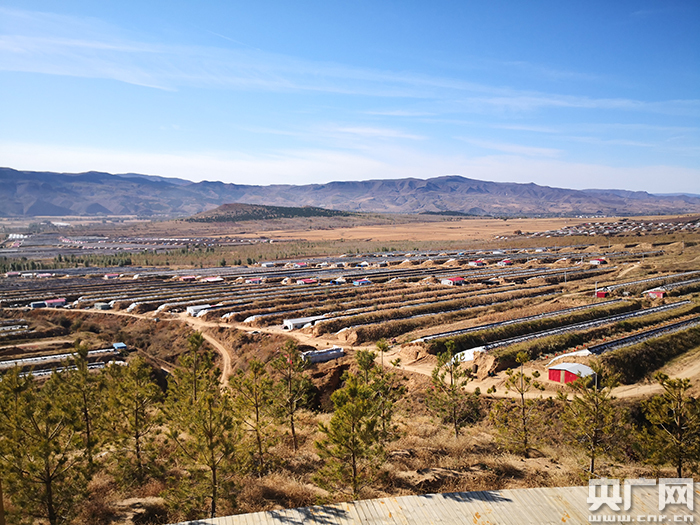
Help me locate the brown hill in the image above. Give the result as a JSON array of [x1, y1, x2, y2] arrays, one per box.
[[2, 167, 699, 218]]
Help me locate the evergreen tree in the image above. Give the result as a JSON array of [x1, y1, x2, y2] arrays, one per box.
[[187, 331, 206, 401], [490, 352, 544, 456], [0, 369, 89, 525], [562, 366, 622, 474], [426, 340, 480, 438], [270, 340, 311, 451], [166, 351, 240, 520], [641, 373, 700, 477], [370, 357, 406, 444], [356, 349, 377, 385], [315, 373, 384, 499], [229, 358, 274, 475], [55, 342, 105, 469], [104, 358, 163, 485], [354, 344, 404, 443], [375, 338, 389, 371]]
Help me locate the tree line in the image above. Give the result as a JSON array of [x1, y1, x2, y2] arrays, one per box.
[[0, 336, 698, 524]]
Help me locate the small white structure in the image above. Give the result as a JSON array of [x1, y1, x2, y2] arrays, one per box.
[[302, 346, 345, 364], [441, 276, 464, 286], [283, 315, 327, 330], [45, 298, 67, 308], [187, 304, 212, 316], [450, 347, 485, 364], [200, 276, 224, 282]]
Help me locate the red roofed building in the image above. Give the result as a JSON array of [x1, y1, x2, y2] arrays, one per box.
[[548, 363, 595, 384]]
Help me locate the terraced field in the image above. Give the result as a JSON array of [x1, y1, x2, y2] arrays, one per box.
[[1, 240, 699, 396]]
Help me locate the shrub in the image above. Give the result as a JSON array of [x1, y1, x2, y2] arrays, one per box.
[[601, 326, 700, 384]]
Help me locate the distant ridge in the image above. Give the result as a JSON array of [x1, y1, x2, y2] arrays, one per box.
[[187, 203, 353, 222], [2, 167, 699, 218]]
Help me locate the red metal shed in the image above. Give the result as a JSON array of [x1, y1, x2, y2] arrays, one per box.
[[644, 288, 666, 299], [548, 363, 594, 384]]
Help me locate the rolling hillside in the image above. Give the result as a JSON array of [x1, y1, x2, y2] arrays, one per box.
[[2, 167, 700, 218]]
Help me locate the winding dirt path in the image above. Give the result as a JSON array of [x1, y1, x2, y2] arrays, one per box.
[[38, 307, 237, 385], [171, 313, 234, 385]]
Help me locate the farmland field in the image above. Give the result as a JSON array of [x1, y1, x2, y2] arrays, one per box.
[[1, 213, 700, 522]]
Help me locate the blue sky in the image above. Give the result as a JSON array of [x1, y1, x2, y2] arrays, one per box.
[[0, 1, 698, 193]]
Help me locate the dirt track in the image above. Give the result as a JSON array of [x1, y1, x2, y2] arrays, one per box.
[[177, 314, 233, 386]]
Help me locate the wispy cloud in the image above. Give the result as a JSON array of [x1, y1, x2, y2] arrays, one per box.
[[1, 7, 697, 117], [335, 127, 425, 140], [490, 123, 559, 134], [502, 60, 602, 82], [457, 138, 561, 158], [564, 135, 656, 148], [363, 110, 437, 117]]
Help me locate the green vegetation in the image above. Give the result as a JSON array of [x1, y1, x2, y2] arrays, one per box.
[[562, 366, 623, 475], [187, 204, 353, 223], [314, 372, 385, 499], [490, 352, 544, 457], [230, 358, 275, 475], [0, 369, 89, 525], [426, 341, 480, 438], [601, 326, 700, 384], [638, 373, 700, 477], [166, 350, 239, 519], [270, 340, 312, 451], [431, 300, 640, 356]]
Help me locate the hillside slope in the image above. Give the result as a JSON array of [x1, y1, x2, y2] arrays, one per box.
[[2, 167, 699, 217]]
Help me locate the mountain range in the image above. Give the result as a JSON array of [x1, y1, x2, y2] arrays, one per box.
[[2, 167, 699, 218]]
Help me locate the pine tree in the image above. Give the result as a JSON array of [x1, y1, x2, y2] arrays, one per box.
[[371, 358, 406, 444], [562, 366, 622, 475], [229, 358, 274, 475], [426, 340, 480, 438], [54, 342, 105, 469], [354, 344, 404, 443], [166, 351, 240, 519], [187, 331, 206, 401], [270, 340, 311, 451], [376, 338, 389, 371], [0, 369, 89, 525], [641, 373, 700, 477], [315, 373, 384, 499], [356, 349, 377, 385], [104, 357, 163, 485], [490, 352, 544, 456]]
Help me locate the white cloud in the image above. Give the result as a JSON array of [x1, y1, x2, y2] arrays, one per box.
[[457, 138, 561, 158], [363, 110, 437, 117], [334, 127, 426, 140], [1, 7, 698, 116]]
